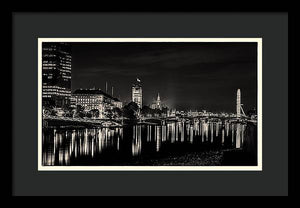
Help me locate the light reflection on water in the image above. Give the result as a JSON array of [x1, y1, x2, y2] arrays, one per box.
[[42, 120, 246, 166]]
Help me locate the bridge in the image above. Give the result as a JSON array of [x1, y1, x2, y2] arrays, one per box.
[[43, 89, 256, 127], [139, 89, 256, 124]]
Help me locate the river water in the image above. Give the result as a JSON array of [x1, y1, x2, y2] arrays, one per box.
[[42, 119, 251, 166]]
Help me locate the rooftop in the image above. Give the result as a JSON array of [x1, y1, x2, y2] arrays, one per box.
[[73, 88, 114, 99]]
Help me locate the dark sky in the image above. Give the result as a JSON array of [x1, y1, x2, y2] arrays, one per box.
[[70, 42, 257, 113]]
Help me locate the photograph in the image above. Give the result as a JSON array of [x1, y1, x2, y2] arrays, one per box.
[[38, 38, 262, 171], [11, 10, 292, 197]]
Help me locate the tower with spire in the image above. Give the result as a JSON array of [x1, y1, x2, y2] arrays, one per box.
[[156, 93, 161, 110], [150, 93, 162, 110]]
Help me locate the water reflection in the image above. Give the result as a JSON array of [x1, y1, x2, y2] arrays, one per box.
[[42, 119, 247, 166], [132, 125, 142, 156]]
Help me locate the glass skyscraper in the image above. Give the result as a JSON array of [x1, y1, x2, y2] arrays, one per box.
[[42, 43, 72, 108]]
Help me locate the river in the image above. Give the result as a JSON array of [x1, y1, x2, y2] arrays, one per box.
[[42, 119, 257, 166]]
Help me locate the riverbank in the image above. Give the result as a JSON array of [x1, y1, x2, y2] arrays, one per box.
[[115, 149, 256, 166], [43, 115, 122, 128], [143, 151, 224, 166]]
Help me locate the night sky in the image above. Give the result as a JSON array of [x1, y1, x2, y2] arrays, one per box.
[[70, 42, 257, 113]]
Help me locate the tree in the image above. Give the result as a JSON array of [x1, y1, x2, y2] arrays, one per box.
[[161, 107, 168, 114], [105, 109, 113, 119], [63, 106, 75, 117], [43, 99, 56, 108], [75, 105, 85, 118], [112, 107, 122, 118], [50, 108, 58, 116], [90, 109, 100, 118], [123, 102, 139, 120], [153, 108, 162, 117], [125, 102, 139, 112], [86, 111, 92, 118]]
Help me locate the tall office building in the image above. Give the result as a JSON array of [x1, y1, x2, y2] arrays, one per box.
[[42, 43, 72, 108], [132, 78, 143, 108]]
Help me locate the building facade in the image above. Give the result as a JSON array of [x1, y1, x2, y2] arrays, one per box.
[[72, 88, 122, 118], [42, 42, 72, 108], [132, 79, 143, 108], [112, 98, 123, 109]]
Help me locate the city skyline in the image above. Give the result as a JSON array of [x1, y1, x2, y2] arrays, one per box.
[[71, 42, 257, 112], [40, 39, 260, 169]]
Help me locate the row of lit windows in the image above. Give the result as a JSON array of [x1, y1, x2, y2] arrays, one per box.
[[60, 62, 71, 65], [43, 92, 71, 97], [60, 65, 71, 69], [43, 85, 70, 90], [43, 54, 56, 57], [43, 67, 55, 70], [43, 89, 71, 93], [59, 56, 71, 59], [59, 59, 71, 63], [61, 66, 71, 70], [43, 73, 52, 76], [42, 95, 53, 98], [43, 90, 71, 94], [76, 99, 100, 103], [58, 51, 70, 55], [43, 48, 56, 51], [43, 60, 56, 64], [75, 95, 104, 99], [62, 75, 71, 79], [43, 90, 71, 95], [43, 59, 56, 64], [59, 69, 71, 73], [43, 63, 56, 67]]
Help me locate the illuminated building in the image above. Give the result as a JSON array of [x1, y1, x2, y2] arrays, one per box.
[[72, 88, 122, 118], [132, 78, 142, 108], [112, 97, 123, 109], [42, 42, 72, 108], [150, 93, 162, 110], [70, 96, 76, 108], [167, 109, 176, 117], [187, 110, 199, 117]]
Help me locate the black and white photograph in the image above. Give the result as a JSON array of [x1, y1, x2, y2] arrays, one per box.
[[38, 38, 262, 171], [12, 11, 292, 197]]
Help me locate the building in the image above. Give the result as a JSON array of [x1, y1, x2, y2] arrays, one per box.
[[72, 88, 122, 118], [132, 78, 143, 108], [150, 93, 162, 110], [70, 96, 76, 108], [42, 42, 72, 108], [187, 110, 200, 117], [167, 109, 176, 117], [150, 99, 156, 109], [112, 97, 123, 109]]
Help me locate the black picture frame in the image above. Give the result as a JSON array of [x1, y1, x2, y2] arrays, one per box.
[[10, 8, 295, 197]]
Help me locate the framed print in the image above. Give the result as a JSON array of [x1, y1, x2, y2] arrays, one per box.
[[12, 12, 290, 196]]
